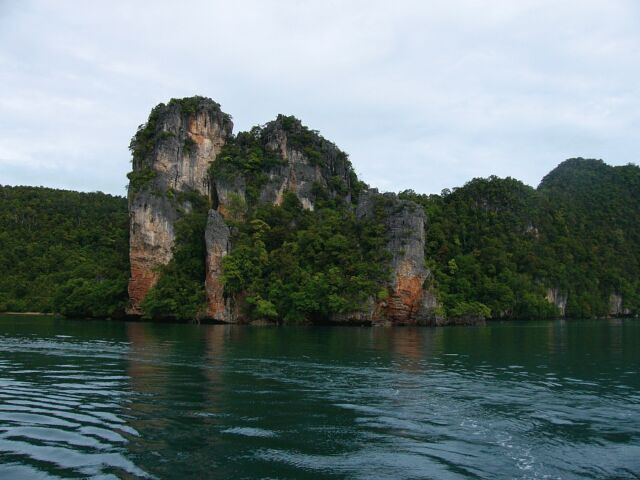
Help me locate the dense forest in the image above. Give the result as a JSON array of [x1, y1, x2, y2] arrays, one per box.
[[0, 186, 129, 316], [1, 158, 638, 320]]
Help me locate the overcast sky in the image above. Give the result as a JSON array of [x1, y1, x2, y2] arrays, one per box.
[[1, 0, 639, 196]]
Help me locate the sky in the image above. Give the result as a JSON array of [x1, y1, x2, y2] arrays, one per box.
[[1, 0, 639, 196]]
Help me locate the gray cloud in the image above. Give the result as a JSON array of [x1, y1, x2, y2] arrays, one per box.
[[1, 0, 638, 195]]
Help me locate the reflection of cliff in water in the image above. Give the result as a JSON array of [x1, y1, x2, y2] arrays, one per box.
[[369, 327, 442, 372], [124, 322, 231, 475], [126, 322, 172, 426], [203, 324, 229, 416]]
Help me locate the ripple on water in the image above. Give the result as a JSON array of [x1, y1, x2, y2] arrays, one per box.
[[0, 339, 150, 479], [222, 427, 278, 438], [1, 318, 639, 479]]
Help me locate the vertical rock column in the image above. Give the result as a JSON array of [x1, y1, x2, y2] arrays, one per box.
[[384, 199, 430, 323], [356, 189, 438, 325], [205, 210, 231, 321], [127, 97, 233, 315], [545, 288, 568, 317]]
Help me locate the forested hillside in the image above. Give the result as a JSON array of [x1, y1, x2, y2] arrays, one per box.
[[400, 158, 640, 319], [0, 186, 129, 316]]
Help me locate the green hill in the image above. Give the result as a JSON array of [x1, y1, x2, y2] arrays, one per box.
[[0, 186, 129, 316], [401, 158, 640, 318]]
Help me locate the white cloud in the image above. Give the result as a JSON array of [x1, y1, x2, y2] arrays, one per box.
[[0, 0, 638, 195]]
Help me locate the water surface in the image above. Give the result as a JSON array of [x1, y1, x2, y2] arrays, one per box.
[[0, 316, 638, 479]]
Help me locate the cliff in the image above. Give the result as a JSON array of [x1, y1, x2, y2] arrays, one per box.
[[352, 190, 440, 325], [127, 96, 435, 324], [204, 209, 231, 320], [127, 97, 232, 314], [210, 114, 358, 215]]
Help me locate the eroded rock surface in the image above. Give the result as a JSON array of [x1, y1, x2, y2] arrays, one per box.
[[609, 294, 631, 317], [127, 98, 232, 314], [212, 115, 355, 215], [356, 189, 441, 325], [129, 98, 439, 325], [260, 116, 354, 209], [545, 288, 568, 317], [204, 209, 231, 321]]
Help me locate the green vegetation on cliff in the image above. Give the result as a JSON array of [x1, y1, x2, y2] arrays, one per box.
[[141, 193, 210, 321], [0, 186, 129, 316], [210, 126, 286, 205], [221, 192, 389, 323], [210, 115, 366, 208], [210, 115, 386, 322]]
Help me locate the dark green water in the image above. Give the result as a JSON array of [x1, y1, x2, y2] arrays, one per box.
[[0, 316, 638, 479]]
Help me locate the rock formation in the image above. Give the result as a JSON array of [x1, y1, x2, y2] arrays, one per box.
[[545, 288, 568, 317], [608, 294, 631, 317], [211, 115, 355, 215], [127, 97, 232, 314], [258, 116, 355, 209], [128, 97, 438, 324], [204, 209, 231, 321], [355, 189, 441, 325]]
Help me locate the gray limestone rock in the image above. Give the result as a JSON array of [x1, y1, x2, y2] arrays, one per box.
[[205, 209, 232, 321], [127, 97, 232, 314]]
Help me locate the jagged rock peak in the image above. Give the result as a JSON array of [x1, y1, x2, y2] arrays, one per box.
[[210, 114, 365, 214], [128, 96, 233, 197]]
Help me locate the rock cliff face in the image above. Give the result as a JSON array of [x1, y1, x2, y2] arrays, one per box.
[[608, 294, 631, 317], [205, 116, 364, 322], [204, 210, 231, 321], [355, 189, 440, 325], [259, 116, 355, 209], [211, 115, 355, 215], [545, 288, 568, 317], [128, 97, 435, 325], [127, 98, 232, 314], [128, 194, 179, 313]]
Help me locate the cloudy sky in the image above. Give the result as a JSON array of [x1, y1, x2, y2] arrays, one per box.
[[1, 0, 639, 196]]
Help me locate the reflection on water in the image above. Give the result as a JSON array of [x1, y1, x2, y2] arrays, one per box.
[[0, 317, 639, 479]]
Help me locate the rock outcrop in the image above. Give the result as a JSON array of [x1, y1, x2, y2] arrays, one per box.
[[128, 97, 437, 325], [211, 115, 355, 215], [355, 189, 441, 325], [205, 116, 366, 323], [609, 294, 631, 317], [259, 116, 355, 209], [128, 194, 179, 313], [545, 288, 568, 317], [127, 97, 232, 314], [204, 209, 231, 321]]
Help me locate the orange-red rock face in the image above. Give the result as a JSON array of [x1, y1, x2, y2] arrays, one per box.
[[355, 190, 440, 326], [204, 210, 230, 321], [127, 194, 177, 314], [127, 264, 160, 315], [382, 262, 427, 324]]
